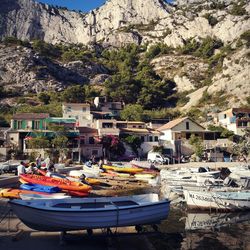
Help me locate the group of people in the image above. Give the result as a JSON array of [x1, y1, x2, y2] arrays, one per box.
[[85, 157, 109, 170], [17, 154, 54, 176]]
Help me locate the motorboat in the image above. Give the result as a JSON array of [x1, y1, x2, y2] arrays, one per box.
[[184, 190, 250, 211]]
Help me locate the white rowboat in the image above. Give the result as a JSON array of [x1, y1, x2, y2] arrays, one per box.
[[9, 193, 170, 232]]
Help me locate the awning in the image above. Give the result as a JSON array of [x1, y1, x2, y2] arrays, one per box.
[[45, 118, 76, 124], [24, 131, 80, 139]]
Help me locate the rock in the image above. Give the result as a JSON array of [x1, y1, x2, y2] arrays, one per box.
[[0, 0, 249, 47], [0, 44, 107, 93]]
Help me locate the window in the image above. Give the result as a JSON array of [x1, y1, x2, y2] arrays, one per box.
[[117, 123, 126, 128], [149, 136, 153, 142], [186, 122, 190, 130], [141, 136, 145, 142], [102, 123, 113, 128], [154, 136, 158, 142], [238, 121, 247, 127], [224, 114, 227, 119], [34, 120, 40, 129], [138, 125, 142, 128], [17, 121, 22, 129], [89, 137, 95, 144], [67, 107, 72, 112], [75, 116, 78, 120], [133, 125, 136, 128], [82, 107, 86, 112], [92, 150, 98, 156]]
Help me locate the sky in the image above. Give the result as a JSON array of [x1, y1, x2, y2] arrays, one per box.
[[38, 0, 172, 12]]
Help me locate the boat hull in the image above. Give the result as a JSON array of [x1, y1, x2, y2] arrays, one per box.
[[184, 190, 250, 211], [9, 194, 170, 231]]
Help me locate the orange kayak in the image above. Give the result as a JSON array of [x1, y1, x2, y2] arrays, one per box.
[[0, 188, 89, 199], [20, 174, 91, 192], [0, 188, 49, 199]]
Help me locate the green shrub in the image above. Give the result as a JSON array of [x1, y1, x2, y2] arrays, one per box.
[[3, 37, 31, 47], [194, 37, 223, 58], [230, 2, 247, 16], [178, 39, 200, 55], [203, 14, 219, 27], [240, 30, 250, 47], [32, 40, 61, 58], [145, 43, 172, 59]]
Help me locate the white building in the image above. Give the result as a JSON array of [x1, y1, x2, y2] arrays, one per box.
[[62, 103, 93, 127], [218, 108, 250, 136], [158, 117, 217, 156]]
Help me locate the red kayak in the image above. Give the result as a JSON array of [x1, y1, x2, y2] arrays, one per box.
[[20, 174, 91, 192]]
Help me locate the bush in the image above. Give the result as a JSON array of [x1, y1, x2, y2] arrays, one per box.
[[145, 43, 172, 59], [194, 37, 223, 58], [230, 2, 247, 16], [3, 37, 30, 47], [203, 14, 219, 27], [240, 30, 250, 47], [178, 39, 200, 55], [38, 92, 51, 105], [32, 40, 61, 58]]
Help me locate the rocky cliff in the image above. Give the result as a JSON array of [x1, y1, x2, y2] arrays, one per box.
[[0, 0, 249, 47], [0, 0, 249, 110]]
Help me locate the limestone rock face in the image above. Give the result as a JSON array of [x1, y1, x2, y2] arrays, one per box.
[[0, 0, 249, 107], [152, 55, 209, 91], [0, 0, 249, 47], [0, 44, 107, 93], [207, 47, 250, 106]]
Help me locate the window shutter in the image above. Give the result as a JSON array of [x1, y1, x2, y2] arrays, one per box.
[[22, 120, 26, 129], [13, 120, 17, 129]]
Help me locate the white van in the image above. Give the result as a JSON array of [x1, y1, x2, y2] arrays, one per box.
[[147, 151, 169, 165]]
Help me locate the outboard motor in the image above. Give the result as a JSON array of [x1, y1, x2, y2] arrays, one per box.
[[220, 168, 231, 180], [223, 177, 238, 187]]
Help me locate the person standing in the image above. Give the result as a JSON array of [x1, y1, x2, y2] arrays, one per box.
[[44, 156, 51, 170], [36, 154, 42, 168], [17, 161, 26, 176]]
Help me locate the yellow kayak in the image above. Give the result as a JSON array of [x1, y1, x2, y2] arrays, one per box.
[[85, 178, 101, 185], [103, 165, 143, 174]]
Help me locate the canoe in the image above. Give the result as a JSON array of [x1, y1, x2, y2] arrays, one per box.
[[9, 193, 170, 232], [20, 174, 91, 192], [102, 165, 144, 174], [20, 183, 61, 193], [20, 193, 71, 200], [0, 188, 48, 199]]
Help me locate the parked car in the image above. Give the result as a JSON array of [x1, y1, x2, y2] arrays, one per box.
[[0, 162, 19, 175], [147, 151, 170, 165]]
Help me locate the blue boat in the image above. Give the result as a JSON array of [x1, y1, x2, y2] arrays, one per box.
[[20, 183, 61, 193]]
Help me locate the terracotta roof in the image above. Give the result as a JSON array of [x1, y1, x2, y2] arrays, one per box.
[[13, 113, 49, 120], [158, 117, 205, 131], [158, 117, 188, 131]]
